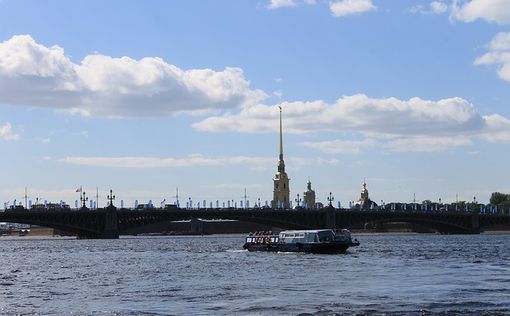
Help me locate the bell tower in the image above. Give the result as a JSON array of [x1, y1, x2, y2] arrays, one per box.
[[272, 106, 290, 209]]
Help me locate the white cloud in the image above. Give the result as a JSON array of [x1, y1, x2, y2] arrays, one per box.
[[300, 138, 377, 154], [0, 35, 266, 117], [451, 0, 510, 24], [194, 94, 510, 152], [267, 0, 297, 9], [329, 0, 376, 17], [194, 94, 484, 137], [300, 136, 473, 154], [384, 136, 472, 152], [59, 155, 341, 171], [0, 122, 20, 141], [480, 114, 510, 142], [266, 0, 316, 9], [411, 1, 448, 14], [474, 32, 510, 82], [59, 154, 274, 170], [431, 1, 448, 14]]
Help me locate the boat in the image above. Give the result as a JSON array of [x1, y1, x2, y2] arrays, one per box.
[[243, 229, 359, 254]]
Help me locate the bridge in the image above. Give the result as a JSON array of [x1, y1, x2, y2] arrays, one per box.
[[1, 206, 510, 238]]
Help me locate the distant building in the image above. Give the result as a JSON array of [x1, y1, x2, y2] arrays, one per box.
[[356, 180, 377, 210], [272, 106, 290, 209], [303, 180, 316, 209]]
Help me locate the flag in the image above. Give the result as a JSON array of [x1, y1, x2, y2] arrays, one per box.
[[76, 186, 82, 193]]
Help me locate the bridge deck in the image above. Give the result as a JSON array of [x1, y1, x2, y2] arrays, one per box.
[[1, 207, 509, 238]]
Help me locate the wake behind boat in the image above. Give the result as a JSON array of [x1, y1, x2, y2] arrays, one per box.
[[243, 229, 359, 254]]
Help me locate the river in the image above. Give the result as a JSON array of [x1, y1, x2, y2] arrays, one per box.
[[0, 233, 509, 315]]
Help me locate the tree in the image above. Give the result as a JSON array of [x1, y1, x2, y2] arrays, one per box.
[[490, 192, 510, 205]]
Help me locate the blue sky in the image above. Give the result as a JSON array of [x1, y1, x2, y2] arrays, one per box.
[[0, 0, 510, 207]]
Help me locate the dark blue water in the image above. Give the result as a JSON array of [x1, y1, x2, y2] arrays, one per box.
[[0, 233, 509, 315]]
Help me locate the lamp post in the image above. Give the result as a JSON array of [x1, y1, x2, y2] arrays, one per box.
[[295, 193, 302, 208], [327, 192, 334, 207], [107, 189, 115, 208], [80, 191, 88, 209]]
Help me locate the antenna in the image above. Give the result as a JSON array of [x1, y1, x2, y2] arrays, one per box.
[[172, 187, 181, 208], [241, 188, 249, 209], [24, 187, 28, 209]]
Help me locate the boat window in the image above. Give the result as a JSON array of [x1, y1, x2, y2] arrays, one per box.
[[317, 230, 335, 242]]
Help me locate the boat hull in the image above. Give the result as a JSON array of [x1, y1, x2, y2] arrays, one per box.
[[243, 240, 359, 254]]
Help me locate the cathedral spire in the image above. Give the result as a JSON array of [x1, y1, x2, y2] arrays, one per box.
[[277, 105, 285, 173], [272, 105, 290, 209], [279, 105, 283, 161]]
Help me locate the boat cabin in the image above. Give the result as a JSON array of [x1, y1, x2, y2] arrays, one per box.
[[278, 229, 336, 244]]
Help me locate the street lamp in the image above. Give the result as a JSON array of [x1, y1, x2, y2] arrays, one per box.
[[327, 192, 334, 207], [295, 194, 302, 208], [107, 189, 115, 207]]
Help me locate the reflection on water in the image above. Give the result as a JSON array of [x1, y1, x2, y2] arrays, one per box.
[[0, 233, 509, 315]]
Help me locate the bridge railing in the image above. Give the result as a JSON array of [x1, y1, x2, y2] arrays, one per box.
[[2, 202, 509, 215]]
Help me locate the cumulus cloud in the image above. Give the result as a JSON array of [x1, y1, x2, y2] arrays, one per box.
[[384, 136, 473, 152], [411, 1, 448, 14], [300, 139, 377, 154], [194, 94, 510, 152], [194, 94, 485, 137], [480, 114, 510, 142], [0, 123, 20, 141], [267, 0, 297, 9], [0, 35, 266, 117], [301, 136, 473, 154], [431, 1, 449, 13], [266, 0, 316, 9], [475, 32, 510, 82], [329, 0, 376, 17], [451, 0, 510, 24]]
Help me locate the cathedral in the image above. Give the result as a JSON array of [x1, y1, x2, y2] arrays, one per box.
[[270, 107, 317, 210], [272, 106, 290, 209], [303, 179, 316, 209], [356, 180, 376, 210]]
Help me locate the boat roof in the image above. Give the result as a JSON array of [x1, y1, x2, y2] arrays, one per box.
[[280, 229, 334, 234]]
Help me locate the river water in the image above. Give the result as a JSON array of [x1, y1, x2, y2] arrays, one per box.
[[0, 233, 509, 315]]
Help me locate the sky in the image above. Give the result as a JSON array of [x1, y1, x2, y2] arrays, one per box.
[[0, 0, 510, 208]]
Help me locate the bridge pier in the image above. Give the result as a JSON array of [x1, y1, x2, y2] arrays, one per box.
[[325, 208, 337, 229], [99, 208, 119, 239], [470, 213, 480, 234]]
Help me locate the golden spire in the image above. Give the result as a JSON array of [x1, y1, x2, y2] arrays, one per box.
[[279, 105, 283, 161], [278, 105, 285, 173]]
